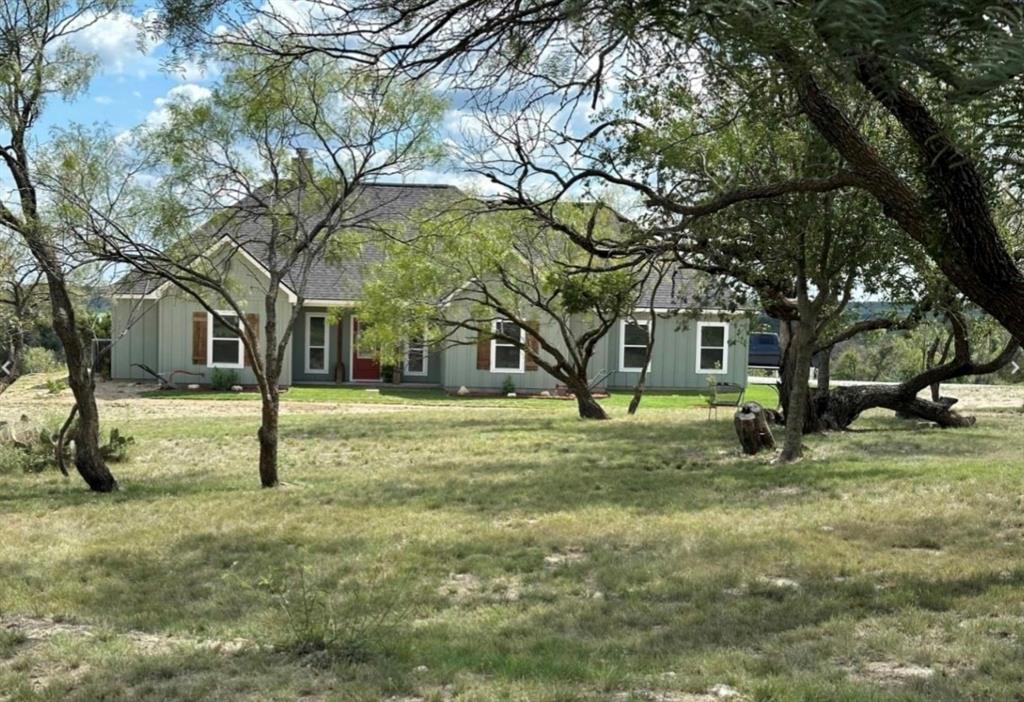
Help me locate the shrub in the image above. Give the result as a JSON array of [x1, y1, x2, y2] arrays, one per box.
[[100, 428, 134, 463], [0, 444, 32, 475], [22, 347, 63, 374], [210, 367, 240, 391], [501, 376, 516, 395], [0, 421, 135, 473], [254, 565, 411, 666], [45, 377, 67, 394]]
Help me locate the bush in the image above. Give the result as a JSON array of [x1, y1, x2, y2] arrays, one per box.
[[0, 420, 135, 473], [22, 347, 63, 374], [0, 444, 32, 475], [253, 565, 412, 666], [501, 376, 516, 395], [100, 428, 134, 463], [210, 367, 240, 391], [45, 377, 67, 394]]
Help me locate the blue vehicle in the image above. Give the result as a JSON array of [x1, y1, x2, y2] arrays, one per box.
[[748, 332, 781, 368]]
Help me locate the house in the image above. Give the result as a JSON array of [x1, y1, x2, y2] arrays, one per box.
[[110, 183, 751, 393]]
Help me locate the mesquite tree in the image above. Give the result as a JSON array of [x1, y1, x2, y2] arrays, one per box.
[[46, 52, 444, 487], [355, 203, 646, 419], [0, 242, 42, 390], [0, 0, 131, 491]]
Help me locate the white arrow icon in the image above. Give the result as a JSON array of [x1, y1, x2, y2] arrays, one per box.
[[1012, 360, 1020, 374]]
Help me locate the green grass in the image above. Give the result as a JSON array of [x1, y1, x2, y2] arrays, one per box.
[[1, 396, 1022, 701], [143, 383, 780, 410]]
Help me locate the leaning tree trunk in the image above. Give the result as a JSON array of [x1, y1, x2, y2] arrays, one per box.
[[257, 388, 281, 488], [51, 288, 117, 492], [567, 376, 609, 420], [814, 385, 974, 430]]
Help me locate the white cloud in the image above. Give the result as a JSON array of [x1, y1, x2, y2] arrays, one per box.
[[65, 10, 162, 77], [94, 95, 113, 105], [145, 83, 213, 127]]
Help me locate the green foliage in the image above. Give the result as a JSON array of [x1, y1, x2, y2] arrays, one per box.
[[100, 428, 135, 463], [252, 565, 411, 665], [22, 347, 63, 374], [501, 376, 516, 395], [44, 377, 67, 395], [358, 200, 641, 369], [210, 367, 239, 391], [0, 421, 135, 474], [0, 444, 32, 475]]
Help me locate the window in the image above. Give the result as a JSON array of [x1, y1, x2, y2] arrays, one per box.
[[208, 311, 244, 368], [491, 320, 524, 372], [404, 338, 428, 376], [696, 321, 729, 374], [619, 319, 651, 372], [305, 314, 329, 374]]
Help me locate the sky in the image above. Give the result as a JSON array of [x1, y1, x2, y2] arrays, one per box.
[[37, 2, 501, 192], [35, 1, 619, 198], [39, 5, 214, 138]]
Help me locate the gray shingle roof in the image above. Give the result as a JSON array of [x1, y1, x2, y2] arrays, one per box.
[[116, 183, 743, 311], [245, 182, 465, 301], [116, 182, 464, 300], [638, 267, 752, 311]]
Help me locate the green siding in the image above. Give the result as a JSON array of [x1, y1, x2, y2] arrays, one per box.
[[110, 298, 160, 380], [440, 313, 748, 393], [111, 255, 294, 386], [441, 317, 573, 393], [605, 314, 749, 390]]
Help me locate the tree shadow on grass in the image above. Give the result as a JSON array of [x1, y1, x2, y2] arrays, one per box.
[[5, 520, 1022, 700]]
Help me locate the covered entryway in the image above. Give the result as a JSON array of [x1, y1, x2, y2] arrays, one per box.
[[351, 317, 381, 381]]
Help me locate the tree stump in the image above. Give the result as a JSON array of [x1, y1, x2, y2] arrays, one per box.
[[734, 401, 776, 455]]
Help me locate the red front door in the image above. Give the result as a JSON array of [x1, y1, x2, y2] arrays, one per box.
[[351, 318, 381, 381]]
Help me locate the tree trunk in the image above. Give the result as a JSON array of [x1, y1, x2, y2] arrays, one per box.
[[51, 286, 117, 492], [568, 377, 608, 420], [815, 385, 974, 430], [779, 317, 816, 461], [814, 347, 831, 398], [258, 389, 280, 488], [734, 401, 776, 455], [0, 333, 24, 395]]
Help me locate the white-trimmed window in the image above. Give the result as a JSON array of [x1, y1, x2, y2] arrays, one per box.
[[619, 318, 651, 372], [491, 320, 525, 373], [208, 311, 244, 368], [696, 321, 729, 374], [404, 338, 428, 376], [305, 313, 329, 374]]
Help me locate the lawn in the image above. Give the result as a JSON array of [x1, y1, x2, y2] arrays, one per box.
[[142, 383, 781, 410], [1, 387, 1023, 701]]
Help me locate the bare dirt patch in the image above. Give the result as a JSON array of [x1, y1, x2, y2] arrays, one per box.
[[844, 660, 939, 686], [1, 614, 256, 655], [0, 374, 423, 423], [543, 547, 587, 568], [0, 614, 258, 697]]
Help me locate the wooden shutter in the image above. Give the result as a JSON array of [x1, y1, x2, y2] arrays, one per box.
[[191, 312, 207, 365], [475, 327, 491, 370], [243, 313, 259, 367], [525, 319, 540, 371]]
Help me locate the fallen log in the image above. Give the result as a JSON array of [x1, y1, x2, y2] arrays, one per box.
[[734, 401, 776, 455]]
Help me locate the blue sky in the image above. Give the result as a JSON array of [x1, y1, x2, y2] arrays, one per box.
[[38, 3, 216, 138], [36, 1, 614, 197]]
